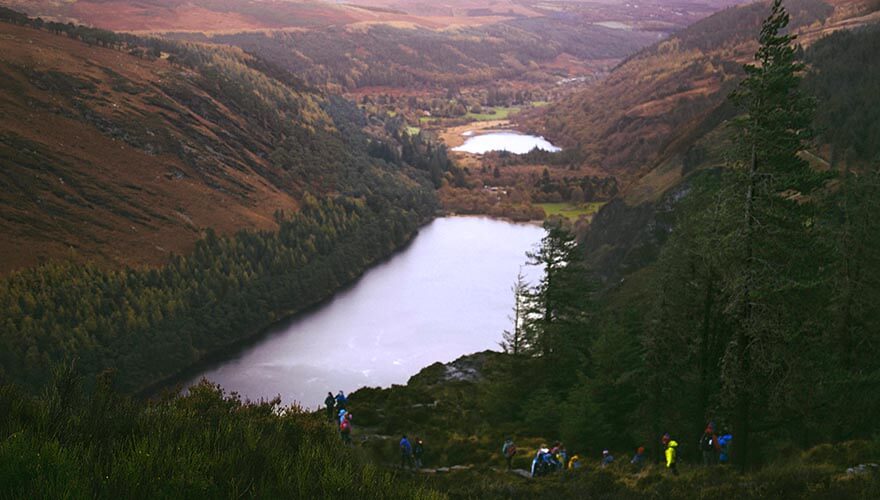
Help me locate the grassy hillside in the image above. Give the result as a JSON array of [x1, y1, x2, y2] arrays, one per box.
[[0, 367, 442, 499]]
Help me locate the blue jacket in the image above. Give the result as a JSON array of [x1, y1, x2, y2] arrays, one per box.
[[400, 438, 412, 455]]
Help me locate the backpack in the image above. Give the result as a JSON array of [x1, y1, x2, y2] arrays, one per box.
[[340, 419, 351, 433], [700, 433, 714, 452]]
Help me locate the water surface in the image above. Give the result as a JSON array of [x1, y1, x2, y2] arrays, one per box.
[[452, 132, 561, 155], [187, 217, 545, 409]]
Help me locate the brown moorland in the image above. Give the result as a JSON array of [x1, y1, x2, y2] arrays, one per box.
[[0, 21, 337, 274]]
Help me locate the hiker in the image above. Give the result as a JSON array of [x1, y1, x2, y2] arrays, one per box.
[[659, 432, 671, 464], [568, 454, 582, 470], [339, 412, 353, 445], [413, 437, 424, 468], [338, 408, 347, 424], [400, 435, 413, 469], [700, 423, 719, 466], [324, 392, 336, 422], [630, 446, 646, 470], [665, 438, 679, 476], [555, 443, 568, 469], [502, 438, 517, 470], [335, 390, 348, 411], [531, 445, 559, 477], [718, 433, 733, 464], [601, 449, 614, 467]]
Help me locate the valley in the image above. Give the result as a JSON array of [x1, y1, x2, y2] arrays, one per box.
[[1, 0, 879, 497]]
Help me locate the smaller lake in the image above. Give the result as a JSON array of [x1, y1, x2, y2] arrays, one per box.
[[452, 132, 561, 155]]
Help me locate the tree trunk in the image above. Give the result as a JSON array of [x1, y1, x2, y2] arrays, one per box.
[[734, 145, 757, 472]]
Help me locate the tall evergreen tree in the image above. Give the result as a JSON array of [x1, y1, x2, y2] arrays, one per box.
[[724, 0, 821, 469]]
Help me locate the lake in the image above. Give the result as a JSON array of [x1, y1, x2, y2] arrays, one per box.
[[186, 217, 545, 409], [451, 131, 561, 155]]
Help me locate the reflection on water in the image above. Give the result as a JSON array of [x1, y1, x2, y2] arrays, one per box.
[[452, 131, 561, 154], [187, 217, 545, 409]]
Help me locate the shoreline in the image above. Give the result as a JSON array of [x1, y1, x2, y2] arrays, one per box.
[[137, 214, 432, 400], [138, 213, 545, 400]]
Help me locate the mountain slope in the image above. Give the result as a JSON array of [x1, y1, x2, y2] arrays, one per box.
[[0, 16, 432, 274], [528, 0, 879, 189]]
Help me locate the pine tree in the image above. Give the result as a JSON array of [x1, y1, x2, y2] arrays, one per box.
[[500, 270, 534, 357], [724, 0, 820, 469]]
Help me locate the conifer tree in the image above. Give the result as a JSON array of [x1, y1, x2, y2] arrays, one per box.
[[724, 0, 820, 469]]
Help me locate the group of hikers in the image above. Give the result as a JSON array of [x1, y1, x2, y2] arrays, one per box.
[[507, 422, 732, 478], [321, 393, 730, 477], [325, 390, 354, 444], [399, 435, 425, 469], [323, 391, 426, 467]]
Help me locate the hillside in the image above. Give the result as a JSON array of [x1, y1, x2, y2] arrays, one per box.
[[528, 0, 879, 187], [182, 19, 660, 92], [2, 0, 755, 96], [548, 0, 880, 284], [0, 14, 438, 275]]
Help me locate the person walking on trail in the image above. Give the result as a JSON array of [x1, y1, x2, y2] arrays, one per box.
[[554, 443, 568, 469], [568, 454, 582, 470], [630, 446, 646, 471], [339, 412, 353, 445], [718, 433, 733, 464], [665, 439, 679, 476], [413, 437, 424, 468], [700, 423, 719, 466], [324, 392, 336, 422], [502, 438, 517, 470], [601, 450, 614, 467], [400, 435, 413, 469], [659, 432, 671, 464], [335, 390, 348, 411], [338, 408, 348, 425]]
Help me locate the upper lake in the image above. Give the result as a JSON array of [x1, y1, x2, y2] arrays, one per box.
[[451, 131, 561, 155], [186, 217, 545, 409]]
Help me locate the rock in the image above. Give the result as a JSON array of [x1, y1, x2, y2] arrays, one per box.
[[846, 463, 879, 475], [510, 468, 532, 479]]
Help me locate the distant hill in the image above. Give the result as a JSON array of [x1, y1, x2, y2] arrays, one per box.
[[1, 0, 752, 93], [539, 0, 880, 284], [528, 0, 880, 191], [0, 14, 435, 274]]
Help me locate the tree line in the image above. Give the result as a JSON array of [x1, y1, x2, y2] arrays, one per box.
[[0, 193, 435, 394]]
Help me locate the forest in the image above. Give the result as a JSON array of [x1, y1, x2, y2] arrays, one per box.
[[441, 8, 880, 471]]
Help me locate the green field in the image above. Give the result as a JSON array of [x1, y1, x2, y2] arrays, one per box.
[[465, 106, 522, 121], [538, 202, 605, 220]]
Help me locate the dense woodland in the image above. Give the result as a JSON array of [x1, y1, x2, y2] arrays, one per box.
[[471, 9, 880, 470]]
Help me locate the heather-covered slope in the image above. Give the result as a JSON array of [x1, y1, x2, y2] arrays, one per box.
[[0, 15, 435, 274]]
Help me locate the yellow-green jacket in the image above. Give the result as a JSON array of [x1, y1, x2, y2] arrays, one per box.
[[665, 440, 678, 467]]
